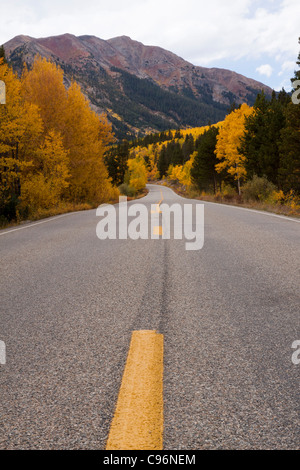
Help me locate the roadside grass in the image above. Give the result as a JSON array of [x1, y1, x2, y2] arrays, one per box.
[[0, 188, 149, 230], [155, 180, 300, 219], [125, 187, 149, 201], [0, 202, 95, 230]]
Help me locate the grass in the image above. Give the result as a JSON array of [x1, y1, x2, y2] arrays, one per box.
[[155, 181, 300, 219], [126, 187, 149, 201], [0, 188, 149, 230], [0, 202, 94, 230]]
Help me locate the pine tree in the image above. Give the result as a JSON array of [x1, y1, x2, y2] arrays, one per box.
[[278, 103, 300, 193], [158, 145, 169, 177], [278, 38, 300, 193], [104, 139, 130, 186], [239, 91, 290, 186], [0, 45, 7, 64], [191, 126, 222, 193], [292, 37, 300, 83], [182, 134, 194, 162]]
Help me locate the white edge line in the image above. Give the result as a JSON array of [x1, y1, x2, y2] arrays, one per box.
[[199, 199, 300, 223], [151, 185, 300, 224], [0, 192, 150, 237], [0, 211, 82, 236], [2, 187, 299, 236]]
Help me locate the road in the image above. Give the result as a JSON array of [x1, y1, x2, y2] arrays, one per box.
[[0, 184, 299, 449]]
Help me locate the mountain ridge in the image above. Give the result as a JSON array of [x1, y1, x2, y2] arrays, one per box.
[[4, 33, 272, 139]]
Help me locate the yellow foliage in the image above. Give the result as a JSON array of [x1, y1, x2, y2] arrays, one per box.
[[20, 130, 70, 212], [147, 144, 160, 180], [1, 56, 118, 221], [63, 81, 115, 203], [0, 59, 43, 214], [0, 59, 43, 158], [180, 122, 223, 140], [129, 145, 160, 180], [22, 59, 116, 205], [22, 56, 67, 133], [166, 151, 196, 187], [215, 104, 253, 193], [167, 164, 183, 182], [179, 151, 196, 187], [270, 189, 300, 211], [128, 157, 147, 192]]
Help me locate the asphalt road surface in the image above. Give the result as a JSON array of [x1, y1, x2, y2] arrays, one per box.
[[0, 184, 299, 449]]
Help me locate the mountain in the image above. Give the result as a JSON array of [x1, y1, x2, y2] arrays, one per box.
[[4, 33, 272, 139]]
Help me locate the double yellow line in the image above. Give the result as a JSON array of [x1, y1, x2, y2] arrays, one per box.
[[106, 330, 164, 450]]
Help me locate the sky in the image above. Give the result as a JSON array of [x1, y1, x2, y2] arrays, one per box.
[[1, 0, 299, 91]]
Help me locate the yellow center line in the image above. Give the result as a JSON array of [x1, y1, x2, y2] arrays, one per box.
[[151, 189, 164, 214], [153, 226, 163, 236], [158, 189, 164, 206], [157, 189, 164, 213], [106, 330, 164, 450], [152, 190, 164, 236]]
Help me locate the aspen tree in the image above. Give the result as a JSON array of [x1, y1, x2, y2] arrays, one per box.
[[215, 103, 253, 195]]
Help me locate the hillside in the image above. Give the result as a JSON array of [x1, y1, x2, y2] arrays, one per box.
[[4, 33, 272, 139]]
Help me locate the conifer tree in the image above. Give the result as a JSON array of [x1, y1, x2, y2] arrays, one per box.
[[158, 145, 169, 177], [0, 45, 7, 64], [191, 126, 221, 193], [279, 37, 300, 193], [239, 91, 290, 186]]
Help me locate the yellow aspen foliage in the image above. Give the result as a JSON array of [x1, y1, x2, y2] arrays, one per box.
[[0, 59, 43, 216], [22, 59, 117, 204], [179, 151, 197, 187], [20, 130, 70, 212], [0, 59, 43, 157], [166, 153, 196, 187], [167, 164, 183, 182], [147, 144, 160, 180], [0, 62, 25, 155], [98, 112, 117, 149], [21, 56, 67, 133], [63, 81, 116, 203], [129, 146, 149, 161], [1, 56, 118, 220], [215, 103, 253, 194], [130, 145, 160, 180], [148, 160, 160, 180], [127, 156, 147, 192]]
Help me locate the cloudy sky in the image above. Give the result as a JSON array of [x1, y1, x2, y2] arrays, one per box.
[[1, 0, 299, 90]]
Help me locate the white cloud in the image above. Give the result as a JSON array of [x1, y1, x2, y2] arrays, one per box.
[[256, 64, 273, 77], [0, 0, 299, 90], [278, 60, 296, 76]]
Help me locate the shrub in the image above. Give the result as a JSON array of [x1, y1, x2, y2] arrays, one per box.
[[242, 175, 276, 202], [118, 183, 136, 197], [270, 189, 300, 212]]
